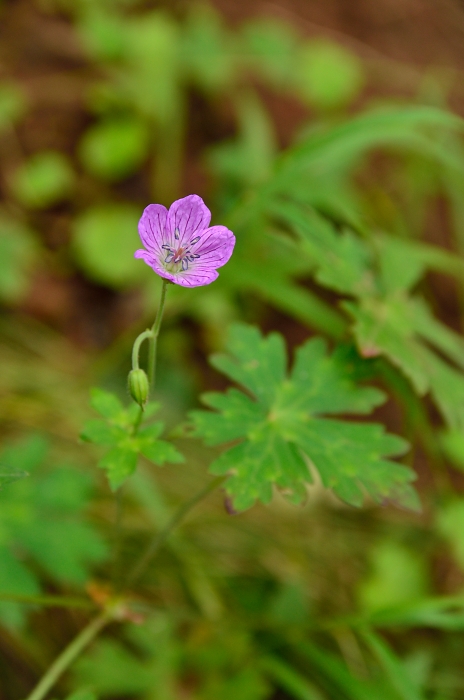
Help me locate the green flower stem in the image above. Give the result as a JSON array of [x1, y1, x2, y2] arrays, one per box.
[[148, 278, 168, 390], [23, 476, 226, 700], [125, 475, 226, 588], [24, 610, 111, 700], [131, 329, 153, 371]]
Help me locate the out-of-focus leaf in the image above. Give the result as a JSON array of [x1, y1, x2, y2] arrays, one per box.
[[183, 4, 236, 91], [0, 469, 28, 490], [77, 7, 127, 62], [437, 499, 464, 571], [74, 616, 181, 698], [259, 655, 324, 700], [358, 541, 428, 613], [73, 639, 154, 695], [191, 324, 417, 512], [66, 689, 97, 700], [364, 595, 464, 630], [297, 641, 393, 700], [0, 435, 107, 627], [72, 204, 145, 287], [11, 151, 74, 208], [0, 213, 38, 302], [201, 666, 270, 700], [78, 115, 149, 181], [241, 18, 299, 87], [441, 429, 464, 471], [209, 92, 276, 186], [297, 39, 364, 111], [124, 12, 181, 122], [0, 82, 26, 129], [0, 547, 40, 629], [361, 629, 426, 700], [265, 106, 464, 195], [273, 200, 464, 429]]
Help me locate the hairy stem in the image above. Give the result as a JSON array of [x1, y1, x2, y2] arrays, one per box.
[[24, 611, 111, 700], [131, 329, 153, 371], [148, 279, 168, 390], [125, 475, 226, 588]]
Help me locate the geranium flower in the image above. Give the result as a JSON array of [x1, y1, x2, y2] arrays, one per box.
[[135, 194, 235, 287]]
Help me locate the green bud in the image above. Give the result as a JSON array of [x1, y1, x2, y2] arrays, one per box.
[[128, 368, 149, 408]]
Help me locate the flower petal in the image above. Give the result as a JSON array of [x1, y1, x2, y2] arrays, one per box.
[[191, 225, 235, 269], [138, 204, 168, 255], [134, 249, 178, 283], [135, 248, 219, 287], [174, 269, 219, 287], [166, 195, 211, 249]]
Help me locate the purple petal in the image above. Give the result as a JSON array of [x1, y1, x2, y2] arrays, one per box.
[[166, 195, 211, 249], [138, 204, 168, 256], [134, 249, 178, 284], [174, 269, 219, 287], [191, 225, 235, 269], [135, 248, 219, 287]]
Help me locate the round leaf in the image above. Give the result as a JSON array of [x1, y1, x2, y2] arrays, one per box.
[[72, 204, 146, 287], [78, 116, 149, 181], [297, 39, 364, 110], [11, 151, 74, 208]]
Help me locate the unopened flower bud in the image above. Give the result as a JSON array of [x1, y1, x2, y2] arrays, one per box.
[[128, 369, 149, 408]]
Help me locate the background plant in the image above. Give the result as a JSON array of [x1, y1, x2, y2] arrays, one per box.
[[2, 1, 464, 699]]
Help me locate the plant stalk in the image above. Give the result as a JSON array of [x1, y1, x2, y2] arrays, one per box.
[[24, 611, 111, 700], [148, 278, 168, 390], [125, 475, 226, 588]]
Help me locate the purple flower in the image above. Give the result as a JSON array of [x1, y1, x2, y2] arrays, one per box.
[[134, 195, 235, 287]]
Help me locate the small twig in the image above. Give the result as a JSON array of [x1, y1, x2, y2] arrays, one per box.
[[124, 475, 226, 588]]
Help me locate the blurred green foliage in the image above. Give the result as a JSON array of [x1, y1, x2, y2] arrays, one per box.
[[2, 1, 464, 699]]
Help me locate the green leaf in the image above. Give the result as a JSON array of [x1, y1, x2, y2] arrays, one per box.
[[0, 436, 107, 626], [0, 469, 28, 490], [259, 655, 324, 700], [72, 204, 146, 287], [273, 200, 464, 429], [0, 82, 26, 129], [183, 4, 236, 91], [74, 639, 154, 695], [11, 151, 74, 208], [90, 388, 125, 421], [441, 429, 464, 471], [360, 629, 426, 700], [86, 392, 183, 489], [138, 424, 184, 466], [358, 541, 428, 613], [66, 689, 97, 700], [99, 447, 137, 491], [191, 324, 417, 512], [241, 18, 299, 88], [0, 212, 38, 302], [0, 546, 40, 629], [78, 115, 149, 181], [81, 419, 122, 446], [208, 92, 276, 186], [297, 39, 364, 111], [437, 499, 464, 571]]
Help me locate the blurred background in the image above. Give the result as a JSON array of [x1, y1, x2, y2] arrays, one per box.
[[3, 0, 464, 698]]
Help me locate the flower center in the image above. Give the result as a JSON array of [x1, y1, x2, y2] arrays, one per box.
[[162, 238, 201, 272]]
